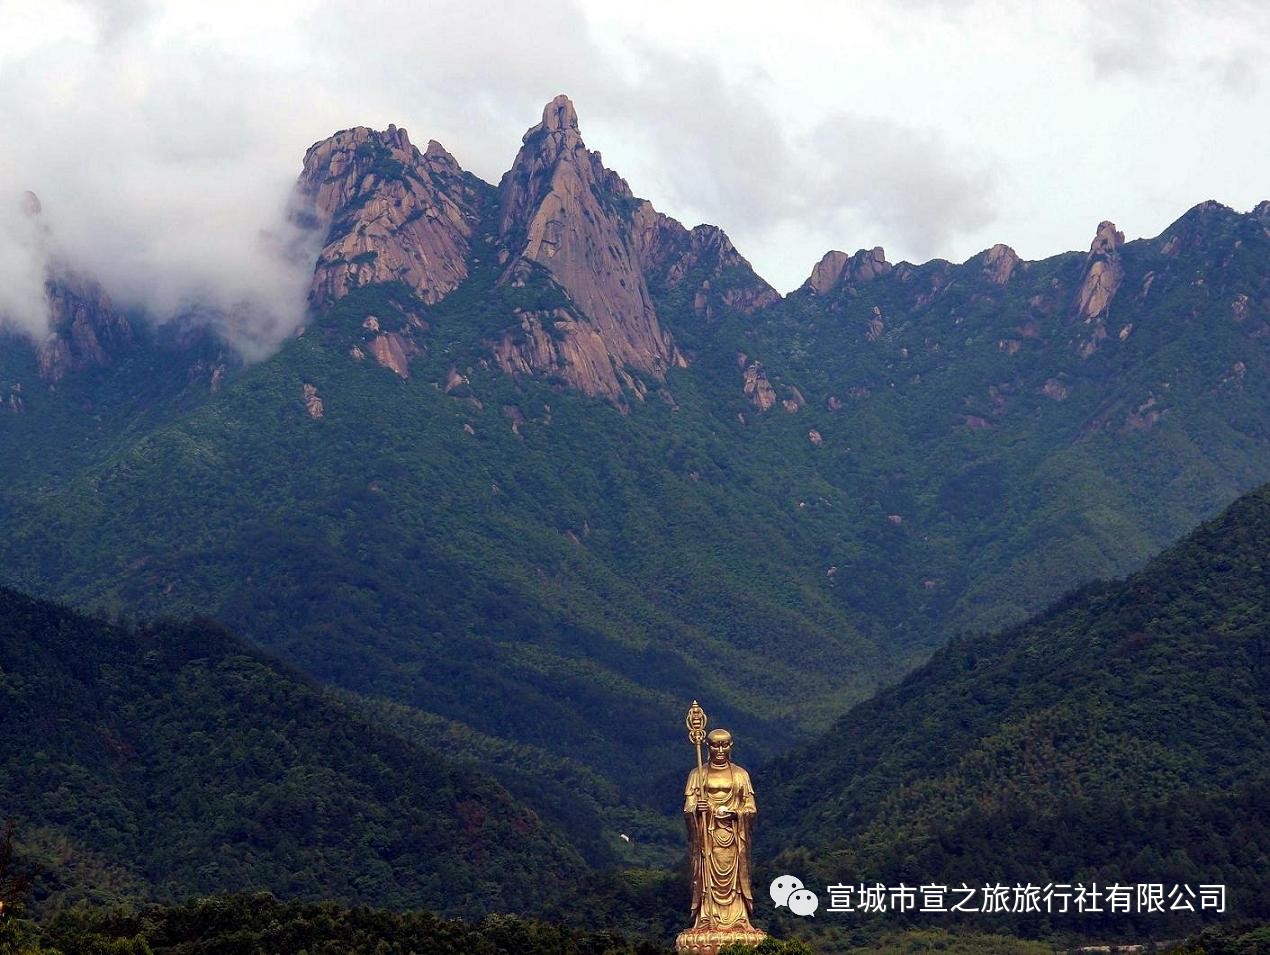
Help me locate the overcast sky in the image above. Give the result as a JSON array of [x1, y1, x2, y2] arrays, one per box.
[[2, 0, 1267, 346]]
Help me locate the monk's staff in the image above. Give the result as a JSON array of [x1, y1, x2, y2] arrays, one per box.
[[685, 700, 709, 863]]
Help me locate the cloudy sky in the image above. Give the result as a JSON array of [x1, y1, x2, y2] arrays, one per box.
[[1, 0, 1267, 345]]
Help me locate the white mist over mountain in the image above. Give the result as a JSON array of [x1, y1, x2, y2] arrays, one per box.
[[0, 0, 1266, 355], [0, 0, 318, 357], [0, 187, 50, 339]]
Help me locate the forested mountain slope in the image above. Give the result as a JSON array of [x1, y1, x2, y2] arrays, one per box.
[[763, 484, 1270, 938], [0, 587, 584, 914]]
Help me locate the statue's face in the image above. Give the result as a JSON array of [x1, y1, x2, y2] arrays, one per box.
[[708, 738, 732, 764]]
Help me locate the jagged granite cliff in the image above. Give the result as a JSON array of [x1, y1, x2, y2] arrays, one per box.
[[294, 124, 484, 309], [10, 192, 134, 385], [289, 95, 775, 402]]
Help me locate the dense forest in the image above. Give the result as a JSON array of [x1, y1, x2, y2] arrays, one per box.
[[761, 484, 1270, 943], [1, 892, 1266, 954], [2, 486, 1267, 949], [0, 588, 583, 915]]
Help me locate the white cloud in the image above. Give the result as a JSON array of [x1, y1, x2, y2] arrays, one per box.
[[0, 0, 1266, 332], [0, 189, 51, 338], [0, 0, 317, 355]]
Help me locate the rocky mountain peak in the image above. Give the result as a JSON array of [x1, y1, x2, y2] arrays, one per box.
[[635, 217, 779, 318], [1090, 220, 1125, 257], [1075, 220, 1126, 324], [494, 96, 683, 401], [800, 246, 892, 294], [8, 191, 133, 383], [852, 246, 892, 280], [979, 243, 1020, 285], [537, 93, 579, 135], [423, 139, 461, 170], [38, 271, 134, 382], [294, 125, 484, 310], [383, 123, 412, 151], [806, 251, 850, 295]]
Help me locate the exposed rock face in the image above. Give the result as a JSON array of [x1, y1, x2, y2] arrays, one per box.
[[1075, 221, 1125, 321], [11, 192, 134, 382], [1041, 378, 1069, 401], [799, 247, 892, 294], [296, 97, 776, 402], [302, 383, 324, 419], [866, 306, 885, 341], [295, 125, 484, 308], [635, 217, 779, 315], [979, 243, 1020, 285], [806, 251, 850, 295], [1089, 219, 1125, 258], [491, 308, 655, 403], [368, 331, 412, 378], [740, 359, 777, 411], [496, 96, 684, 400], [38, 273, 133, 382], [355, 312, 425, 379]]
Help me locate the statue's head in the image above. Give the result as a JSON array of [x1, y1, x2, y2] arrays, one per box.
[[706, 728, 733, 765]]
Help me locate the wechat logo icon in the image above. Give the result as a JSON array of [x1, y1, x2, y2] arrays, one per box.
[[770, 875, 819, 917]]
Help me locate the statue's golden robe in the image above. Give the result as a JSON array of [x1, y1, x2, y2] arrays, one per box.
[[683, 762, 757, 929]]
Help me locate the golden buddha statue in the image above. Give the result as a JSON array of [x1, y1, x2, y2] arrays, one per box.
[[677, 706, 766, 955]]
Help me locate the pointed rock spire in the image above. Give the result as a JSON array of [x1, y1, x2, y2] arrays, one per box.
[[1089, 220, 1125, 257], [494, 95, 683, 401], [539, 94, 579, 134], [1075, 220, 1125, 322]]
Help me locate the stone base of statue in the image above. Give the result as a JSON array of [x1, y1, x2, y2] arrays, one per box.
[[675, 924, 767, 954]]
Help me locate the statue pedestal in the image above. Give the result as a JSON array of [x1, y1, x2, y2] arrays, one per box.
[[675, 924, 767, 954]]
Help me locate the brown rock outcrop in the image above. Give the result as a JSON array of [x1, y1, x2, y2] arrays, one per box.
[[496, 96, 684, 400], [346, 310, 426, 379], [38, 272, 134, 382], [799, 246, 892, 294], [1074, 221, 1125, 334], [15, 192, 134, 382], [295, 125, 484, 308], [979, 243, 1020, 285], [491, 308, 653, 403], [805, 251, 850, 295], [866, 306, 885, 342], [740, 359, 777, 411], [850, 247, 892, 283], [368, 331, 413, 378], [635, 217, 779, 314], [302, 383, 324, 419], [1041, 378, 1069, 401]]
